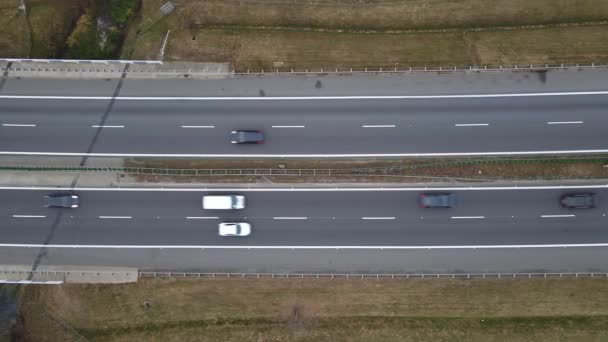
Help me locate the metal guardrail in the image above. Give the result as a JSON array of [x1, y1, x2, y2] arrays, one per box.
[[2, 61, 607, 76], [139, 271, 608, 279], [0, 157, 606, 177]]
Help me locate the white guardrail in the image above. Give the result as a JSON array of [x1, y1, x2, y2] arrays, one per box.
[[0, 58, 162, 64]]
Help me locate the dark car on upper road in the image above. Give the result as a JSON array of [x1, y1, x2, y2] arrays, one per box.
[[44, 194, 79, 208], [560, 193, 597, 209], [419, 193, 456, 208], [230, 130, 265, 144]]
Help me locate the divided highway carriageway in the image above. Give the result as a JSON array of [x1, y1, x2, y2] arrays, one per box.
[[1, 186, 607, 249], [0, 91, 608, 157]]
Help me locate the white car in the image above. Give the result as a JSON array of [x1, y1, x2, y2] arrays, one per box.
[[202, 195, 245, 210], [218, 222, 251, 237]]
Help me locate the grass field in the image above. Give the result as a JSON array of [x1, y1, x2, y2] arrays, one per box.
[[124, 0, 608, 70], [0, 0, 29, 57], [17, 278, 608, 341]]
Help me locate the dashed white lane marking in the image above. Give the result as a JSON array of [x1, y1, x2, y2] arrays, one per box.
[[12, 215, 46, 218], [186, 216, 219, 219], [361, 125, 396, 128], [451, 216, 485, 219], [361, 217, 396, 220], [2, 124, 37, 127], [541, 214, 576, 218], [91, 125, 125, 128], [98, 216, 132, 219], [454, 123, 489, 127], [273, 217, 308, 220], [272, 125, 305, 128], [181, 125, 215, 128], [547, 121, 584, 125]]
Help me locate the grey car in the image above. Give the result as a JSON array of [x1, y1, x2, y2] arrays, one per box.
[[44, 194, 79, 208], [419, 193, 456, 208], [230, 130, 265, 144], [560, 193, 596, 209]]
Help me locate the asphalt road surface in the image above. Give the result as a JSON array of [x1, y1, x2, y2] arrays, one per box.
[[1, 71, 608, 156], [1, 188, 606, 247]]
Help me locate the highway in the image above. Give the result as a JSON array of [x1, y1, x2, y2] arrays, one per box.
[[0, 95, 607, 156], [1, 71, 608, 157], [1, 187, 607, 247]]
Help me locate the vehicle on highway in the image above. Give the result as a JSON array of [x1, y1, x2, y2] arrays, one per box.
[[560, 193, 597, 209], [219, 222, 251, 237], [230, 130, 265, 144], [202, 195, 246, 209], [43, 194, 79, 208], [419, 193, 456, 208]]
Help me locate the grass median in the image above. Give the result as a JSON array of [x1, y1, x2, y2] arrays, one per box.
[[121, 156, 608, 183], [16, 277, 608, 341]]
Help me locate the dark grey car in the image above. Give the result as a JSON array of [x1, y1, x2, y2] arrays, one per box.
[[230, 130, 265, 144], [560, 193, 596, 209], [44, 194, 79, 208], [419, 193, 456, 208]]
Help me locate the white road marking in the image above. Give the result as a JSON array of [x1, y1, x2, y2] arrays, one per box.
[[0, 280, 63, 285], [2, 124, 37, 127], [541, 214, 576, 218], [2, 91, 608, 100], [12, 215, 46, 218], [186, 216, 219, 219], [272, 125, 305, 128], [3, 149, 608, 158], [361, 217, 396, 220], [454, 123, 489, 127], [361, 125, 396, 128], [91, 125, 125, 128], [451, 216, 485, 219], [181, 125, 215, 128], [1, 243, 608, 250], [98, 216, 132, 219], [273, 217, 308, 220], [0, 185, 607, 192], [547, 121, 584, 125]]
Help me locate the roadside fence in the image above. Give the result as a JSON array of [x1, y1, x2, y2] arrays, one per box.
[[139, 271, 608, 279]]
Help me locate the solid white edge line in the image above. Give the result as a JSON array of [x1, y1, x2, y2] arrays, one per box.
[[12, 215, 46, 218], [2, 124, 37, 127], [454, 123, 489, 127], [361, 217, 396, 220], [186, 216, 219, 219], [547, 121, 584, 125], [2, 91, 608, 100], [91, 125, 125, 128], [98, 216, 132, 219], [361, 125, 396, 128], [1, 243, 608, 249], [541, 214, 576, 218], [451, 216, 485, 219], [271, 125, 306, 128], [0, 280, 64, 284], [0, 185, 607, 192], [2, 149, 608, 158], [181, 125, 215, 128], [273, 217, 308, 220]]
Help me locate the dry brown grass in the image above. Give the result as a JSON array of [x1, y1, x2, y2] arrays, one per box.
[[0, 0, 29, 57], [27, 0, 83, 58], [124, 0, 608, 69], [18, 278, 608, 341]]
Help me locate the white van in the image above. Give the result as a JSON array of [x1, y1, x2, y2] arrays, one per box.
[[202, 195, 246, 210]]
